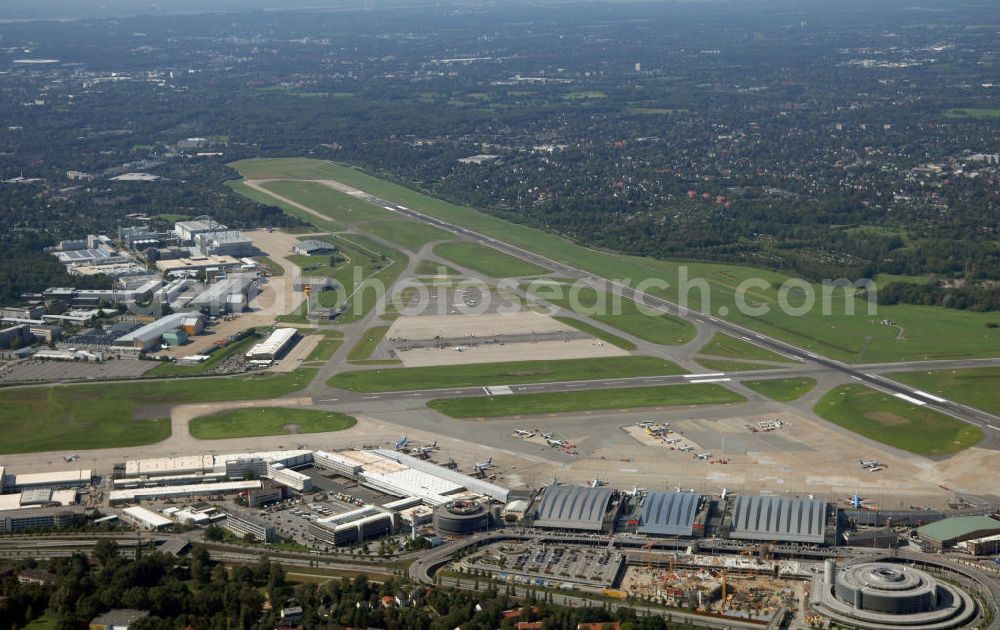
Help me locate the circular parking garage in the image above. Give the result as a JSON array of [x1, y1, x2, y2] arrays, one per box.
[[433, 500, 489, 536], [811, 559, 979, 629]]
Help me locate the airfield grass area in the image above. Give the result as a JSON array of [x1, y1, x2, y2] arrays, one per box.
[[306, 333, 343, 362], [226, 180, 339, 233], [279, 233, 407, 323], [146, 334, 260, 377], [328, 356, 684, 392], [536, 286, 696, 346], [348, 325, 391, 361], [260, 180, 396, 223], [0, 369, 317, 454], [433, 241, 548, 278], [743, 377, 817, 402], [889, 367, 1000, 415], [415, 260, 459, 276], [363, 220, 453, 250], [190, 408, 356, 440], [813, 384, 983, 457], [553, 316, 637, 350], [428, 383, 744, 418], [694, 359, 781, 373], [231, 158, 1000, 363], [697, 333, 795, 363]]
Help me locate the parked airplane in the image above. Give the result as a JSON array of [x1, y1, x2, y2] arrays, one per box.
[[63, 454, 79, 462], [589, 479, 605, 488], [545, 438, 565, 447], [473, 457, 493, 475], [665, 438, 682, 445], [678, 445, 694, 452], [542, 432, 555, 439], [514, 429, 534, 437], [394, 434, 410, 450], [416, 442, 438, 457], [859, 459, 881, 469], [844, 494, 870, 509], [694, 453, 713, 460]]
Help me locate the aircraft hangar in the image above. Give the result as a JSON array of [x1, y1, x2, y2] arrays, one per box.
[[728, 495, 830, 544], [533, 484, 619, 532], [637, 491, 705, 537]]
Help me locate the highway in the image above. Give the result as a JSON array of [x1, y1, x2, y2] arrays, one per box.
[[319, 178, 1000, 433]]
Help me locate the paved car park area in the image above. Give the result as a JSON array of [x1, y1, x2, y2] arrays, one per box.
[[464, 541, 625, 587], [0, 357, 154, 383]]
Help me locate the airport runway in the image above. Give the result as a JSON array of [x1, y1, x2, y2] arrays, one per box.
[[289, 174, 1000, 435]]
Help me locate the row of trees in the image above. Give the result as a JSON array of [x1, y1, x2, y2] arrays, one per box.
[[0, 542, 691, 630]]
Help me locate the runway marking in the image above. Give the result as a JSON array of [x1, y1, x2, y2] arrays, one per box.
[[684, 373, 725, 379], [894, 393, 926, 406], [851, 376, 862, 381], [914, 390, 947, 404], [988, 426, 1000, 432], [485, 385, 514, 396], [689, 378, 732, 384]]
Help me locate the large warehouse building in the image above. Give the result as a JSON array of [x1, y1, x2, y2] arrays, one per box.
[[533, 484, 619, 532], [187, 276, 256, 314], [309, 506, 395, 546], [113, 312, 203, 352], [638, 491, 706, 537], [916, 514, 1000, 551], [245, 328, 298, 360], [729, 495, 830, 544]]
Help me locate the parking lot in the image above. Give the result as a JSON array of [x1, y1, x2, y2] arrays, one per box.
[[0, 357, 155, 383], [465, 541, 625, 587]]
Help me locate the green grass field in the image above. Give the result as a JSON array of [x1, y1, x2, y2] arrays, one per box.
[[306, 334, 343, 362], [535, 285, 696, 346], [348, 325, 391, 361], [813, 384, 983, 456], [280, 233, 407, 321], [889, 367, 1000, 415], [433, 241, 548, 277], [415, 260, 459, 276], [260, 180, 396, 223], [553, 316, 637, 350], [694, 358, 781, 372], [147, 334, 260, 377], [873, 273, 930, 289], [944, 108, 1000, 119], [0, 369, 316, 454], [696, 333, 795, 363], [230, 159, 1000, 363], [428, 383, 744, 418], [227, 180, 339, 232], [743, 377, 817, 402], [362, 220, 453, 250], [328, 356, 685, 392], [190, 408, 356, 439]]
